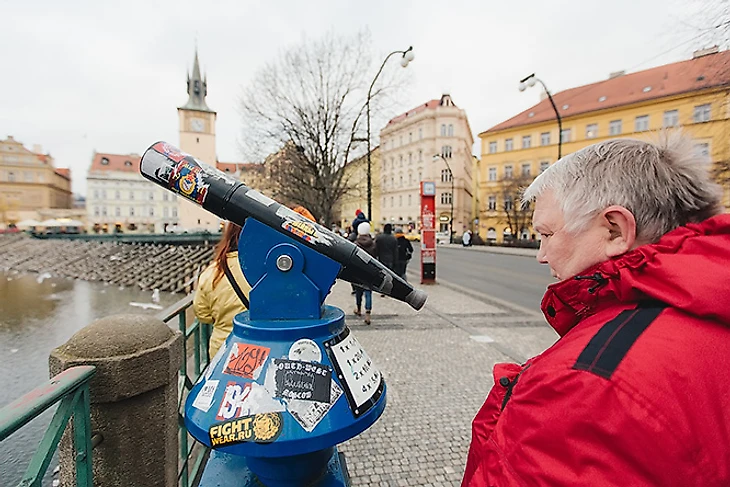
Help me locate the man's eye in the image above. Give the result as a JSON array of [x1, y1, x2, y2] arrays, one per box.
[[540, 233, 552, 239]]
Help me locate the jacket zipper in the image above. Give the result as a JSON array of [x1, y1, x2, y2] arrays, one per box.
[[500, 364, 531, 412]]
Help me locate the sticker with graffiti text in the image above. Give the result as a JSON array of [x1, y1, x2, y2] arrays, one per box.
[[223, 343, 270, 380], [287, 380, 342, 432], [273, 359, 331, 403], [209, 412, 283, 447], [288, 338, 322, 363], [191, 379, 219, 413]]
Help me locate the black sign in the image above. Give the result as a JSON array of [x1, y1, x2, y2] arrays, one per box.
[[273, 359, 331, 403]]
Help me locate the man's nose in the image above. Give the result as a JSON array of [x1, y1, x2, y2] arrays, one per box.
[[536, 243, 548, 264]]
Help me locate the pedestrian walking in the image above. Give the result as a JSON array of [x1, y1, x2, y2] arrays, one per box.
[[349, 209, 369, 242], [375, 223, 398, 296], [353, 221, 376, 324], [394, 227, 413, 280], [462, 230, 472, 247], [462, 133, 730, 487]]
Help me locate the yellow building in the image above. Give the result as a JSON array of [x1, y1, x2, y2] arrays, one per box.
[[334, 147, 381, 232], [0, 136, 73, 227], [478, 47, 730, 243]]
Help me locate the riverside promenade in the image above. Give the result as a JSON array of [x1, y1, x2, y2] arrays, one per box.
[[325, 266, 556, 486]]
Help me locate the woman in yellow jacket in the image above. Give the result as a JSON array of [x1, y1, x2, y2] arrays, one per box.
[[194, 222, 251, 358]]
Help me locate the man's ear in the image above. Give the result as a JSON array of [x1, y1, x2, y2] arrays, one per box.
[[601, 206, 637, 257]]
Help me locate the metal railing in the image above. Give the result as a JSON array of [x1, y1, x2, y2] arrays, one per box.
[[156, 294, 213, 487], [0, 366, 96, 487]]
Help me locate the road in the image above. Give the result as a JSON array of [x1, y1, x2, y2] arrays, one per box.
[[410, 246, 554, 311]]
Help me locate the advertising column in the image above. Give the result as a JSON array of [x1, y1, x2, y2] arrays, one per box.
[[420, 181, 436, 284]]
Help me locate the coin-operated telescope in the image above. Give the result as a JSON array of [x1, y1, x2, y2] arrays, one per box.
[[140, 142, 427, 486]]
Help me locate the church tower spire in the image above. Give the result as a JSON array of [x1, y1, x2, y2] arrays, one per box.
[[181, 48, 212, 112]]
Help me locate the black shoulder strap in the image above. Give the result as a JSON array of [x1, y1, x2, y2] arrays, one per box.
[[573, 302, 666, 379], [222, 262, 249, 308]]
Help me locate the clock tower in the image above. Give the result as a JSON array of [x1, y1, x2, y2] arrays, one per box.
[[177, 49, 221, 232]]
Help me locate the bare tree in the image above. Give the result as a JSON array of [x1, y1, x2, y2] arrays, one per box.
[[499, 174, 534, 242], [238, 31, 403, 225]]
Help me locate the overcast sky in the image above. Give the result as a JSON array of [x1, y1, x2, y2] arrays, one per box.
[[1, 0, 717, 196]]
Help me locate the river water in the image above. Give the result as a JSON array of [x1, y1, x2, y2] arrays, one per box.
[[0, 270, 180, 485]]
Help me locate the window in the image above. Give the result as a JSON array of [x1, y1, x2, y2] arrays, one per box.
[[441, 169, 452, 182], [419, 150, 423, 161], [115, 207, 120, 216], [441, 124, 446, 136], [101, 190, 107, 199], [521, 163, 531, 177], [399, 175, 403, 186], [24, 171, 33, 182], [504, 197, 513, 212], [129, 191, 134, 200], [124, 160, 132, 167], [504, 165, 513, 179], [102, 207, 107, 216], [163, 192, 169, 201], [399, 195, 402, 207], [408, 194, 412, 206], [488, 167, 497, 181], [489, 141, 497, 154], [560, 128, 572, 143], [586, 123, 598, 139], [101, 157, 110, 165], [94, 206, 100, 216], [540, 132, 550, 146], [149, 191, 154, 200], [693, 104, 711, 123], [635, 115, 650, 132], [163, 207, 169, 218], [399, 155, 403, 167], [540, 161, 550, 173], [609, 120, 622, 135], [129, 207, 135, 216], [390, 196, 394, 207], [114, 190, 120, 199], [505, 138, 513, 151], [172, 207, 178, 218], [522, 135, 531, 149], [149, 207, 155, 217], [441, 145, 452, 158], [440, 192, 452, 204], [488, 195, 497, 211], [409, 132, 412, 143], [93, 189, 99, 199], [663, 110, 679, 128], [408, 153, 412, 164], [419, 128, 423, 139], [448, 124, 454, 136], [694, 143, 710, 160]]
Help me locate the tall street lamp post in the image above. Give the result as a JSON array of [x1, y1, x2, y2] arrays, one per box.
[[364, 46, 415, 221], [433, 154, 454, 244], [518, 73, 563, 160]]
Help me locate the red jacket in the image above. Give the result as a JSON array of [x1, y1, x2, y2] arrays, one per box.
[[463, 215, 730, 487]]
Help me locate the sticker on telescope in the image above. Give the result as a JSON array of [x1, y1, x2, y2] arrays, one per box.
[[152, 142, 187, 163], [209, 412, 283, 447], [169, 159, 210, 204], [191, 379, 219, 413], [216, 381, 252, 420], [289, 338, 322, 363], [223, 343, 271, 380], [324, 328, 384, 418], [244, 189, 277, 207], [286, 380, 343, 432], [273, 359, 332, 403], [275, 207, 336, 246]]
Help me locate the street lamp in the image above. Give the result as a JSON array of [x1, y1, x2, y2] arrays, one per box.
[[432, 153, 454, 244], [518, 73, 563, 160], [365, 46, 414, 221]]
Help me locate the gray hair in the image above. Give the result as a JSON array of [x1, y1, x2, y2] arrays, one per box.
[[522, 131, 723, 243]]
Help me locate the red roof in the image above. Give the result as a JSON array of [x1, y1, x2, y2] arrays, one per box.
[[484, 50, 730, 134], [387, 99, 443, 125], [90, 152, 141, 173], [55, 168, 71, 180]]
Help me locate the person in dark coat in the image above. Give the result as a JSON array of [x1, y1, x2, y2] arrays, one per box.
[[349, 209, 369, 241], [353, 221, 376, 324], [375, 223, 398, 274], [394, 227, 413, 280]]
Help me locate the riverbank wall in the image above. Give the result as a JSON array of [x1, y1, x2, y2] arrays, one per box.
[[0, 234, 217, 293]]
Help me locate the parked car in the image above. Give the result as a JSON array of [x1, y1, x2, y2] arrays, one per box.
[[404, 233, 421, 242]]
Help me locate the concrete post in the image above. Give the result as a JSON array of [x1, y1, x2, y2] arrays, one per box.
[[49, 314, 182, 487]]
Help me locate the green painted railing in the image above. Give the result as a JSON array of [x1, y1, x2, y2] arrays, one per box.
[[157, 294, 213, 487], [0, 366, 96, 487]]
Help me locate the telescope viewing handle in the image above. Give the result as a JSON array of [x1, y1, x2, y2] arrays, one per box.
[[138, 142, 427, 311]]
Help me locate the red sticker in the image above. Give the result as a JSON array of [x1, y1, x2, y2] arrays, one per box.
[[223, 343, 271, 380]]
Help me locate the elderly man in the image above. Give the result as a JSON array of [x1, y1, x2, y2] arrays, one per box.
[[462, 133, 730, 486]]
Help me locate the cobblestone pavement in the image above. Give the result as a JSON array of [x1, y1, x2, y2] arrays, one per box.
[[324, 275, 558, 486]]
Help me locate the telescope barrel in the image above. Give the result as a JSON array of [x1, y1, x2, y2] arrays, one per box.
[[139, 142, 427, 311]]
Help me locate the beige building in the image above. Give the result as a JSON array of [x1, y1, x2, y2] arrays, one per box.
[[379, 94, 475, 237], [177, 50, 221, 232], [86, 152, 179, 233], [0, 136, 72, 227], [334, 147, 381, 232]]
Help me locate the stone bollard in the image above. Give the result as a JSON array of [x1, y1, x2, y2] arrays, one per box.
[[50, 314, 182, 487]]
